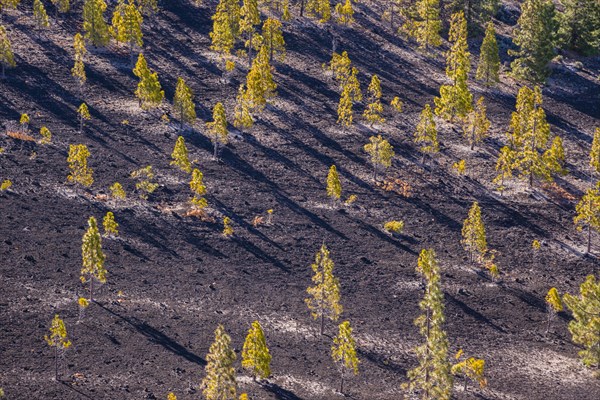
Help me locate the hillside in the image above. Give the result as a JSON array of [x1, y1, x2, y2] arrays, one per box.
[[1, 1, 600, 399]]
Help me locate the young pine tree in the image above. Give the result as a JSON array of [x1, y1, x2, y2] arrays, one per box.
[[71, 33, 87, 91], [451, 352, 487, 392], [103, 211, 118, 236], [0, 25, 16, 79], [327, 51, 352, 89], [331, 320, 359, 394], [233, 85, 254, 132], [405, 249, 453, 399], [242, 320, 272, 380], [326, 164, 342, 207], [337, 83, 353, 129], [245, 45, 277, 112], [306, 0, 331, 23], [563, 275, 600, 370], [133, 53, 164, 110], [363, 74, 385, 128], [202, 325, 237, 400], [403, 0, 442, 51], [493, 146, 514, 195], [67, 144, 93, 187], [545, 287, 563, 334], [210, 0, 239, 58], [206, 102, 228, 159], [111, 0, 143, 64], [50, 0, 70, 15], [170, 136, 192, 173], [335, 0, 354, 25], [261, 18, 285, 62], [414, 104, 439, 164], [173, 77, 196, 131], [83, 0, 110, 47], [44, 314, 72, 381], [33, 0, 50, 32], [39, 126, 52, 144], [476, 21, 500, 86], [573, 183, 600, 254], [590, 127, 600, 179], [364, 135, 394, 182], [509, 0, 557, 83], [190, 168, 208, 208], [463, 97, 490, 150], [461, 201, 487, 265], [240, 0, 260, 65], [305, 243, 343, 335], [557, 0, 600, 56], [81, 216, 106, 301]]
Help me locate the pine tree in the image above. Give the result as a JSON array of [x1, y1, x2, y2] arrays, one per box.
[[305, 243, 343, 335], [463, 96, 490, 150], [110, 182, 126, 199], [44, 314, 72, 381], [103, 211, 119, 236], [206, 102, 228, 159], [363, 74, 385, 128], [131, 165, 158, 199], [245, 45, 276, 111], [67, 144, 93, 187], [242, 320, 272, 380], [111, 0, 143, 63], [170, 136, 192, 173], [563, 275, 600, 369], [364, 135, 394, 181], [476, 21, 500, 86], [507, 86, 563, 187], [133, 53, 164, 110], [493, 146, 514, 195], [167, 393, 177, 400], [233, 85, 254, 132], [240, 0, 260, 65], [202, 325, 237, 400], [306, 0, 331, 23], [0, 25, 16, 79], [210, 0, 235, 57], [327, 51, 351, 89], [557, 0, 600, 56], [509, 0, 557, 83], [71, 33, 87, 91], [573, 183, 600, 253], [434, 11, 473, 121], [405, 249, 453, 399], [51, 0, 70, 14], [403, 0, 442, 51], [81, 216, 106, 301], [173, 77, 196, 130], [461, 201, 487, 264], [39, 126, 52, 144], [346, 67, 361, 101], [335, 0, 354, 25], [590, 127, 600, 178], [190, 168, 207, 208], [331, 320, 359, 394], [414, 104, 439, 164], [33, 0, 50, 31], [545, 287, 563, 334], [83, 0, 110, 47], [337, 83, 353, 128], [262, 18, 285, 62], [136, 0, 158, 15], [451, 352, 487, 392], [77, 102, 91, 134], [326, 165, 342, 207]]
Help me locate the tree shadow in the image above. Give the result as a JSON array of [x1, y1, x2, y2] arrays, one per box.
[[261, 381, 304, 400], [446, 293, 507, 333]]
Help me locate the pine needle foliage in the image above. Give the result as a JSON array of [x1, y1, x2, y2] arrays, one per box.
[[573, 183, 600, 253], [364, 135, 394, 182], [262, 18, 285, 62], [414, 104, 438, 164], [206, 102, 228, 159], [0, 25, 16, 78], [190, 168, 208, 208], [71, 33, 87, 89], [33, 0, 50, 31], [81, 216, 106, 301], [403, 0, 442, 51], [133, 53, 164, 110], [202, 324, 237, 400], [103, 211, 119, 236], [170, 136, 192, 173], [326, 165, 342, 206], [363, 74, 385, 127], [83, 0, 110, 47], [67, 144, 93, 187], [45, 314, 72, 380], [463, 96, 490, 150], [331, 320, 359, 394], [476, 21, 500, 85], [242, 320, 272, 380], [461, 201, 487, 264]]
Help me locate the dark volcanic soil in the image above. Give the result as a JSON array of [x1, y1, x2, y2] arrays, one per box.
[[1, 1, 599, 399]]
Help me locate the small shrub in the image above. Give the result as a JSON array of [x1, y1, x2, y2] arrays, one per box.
[[390, 96, 403, 113], [384, 220, 404, 233], [252, 215, 264, 227], [67, 144, 93, 187], [453, 159, 466, 175], [131, 166, 158, 199], [110, 182, 126, 199], [344, 194, 357, 206], [20, 113, 30, 133], [223, 216, 234, 237], [103, 211, 119, 236], [39, 126, 52, 144], [1, 179, 13, 190]]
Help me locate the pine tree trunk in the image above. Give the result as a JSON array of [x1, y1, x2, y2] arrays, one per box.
[[269, 29, 274, 62], [213, 140, 218, 160], [546, 311, 551, 335], [300, 0, 305, 17], [55, 346, 59, 381], [90, 277, 94, 302], [320, 312, 324, 335], [464, 375, 468, 392], [340, 367, 344, 394], [588, 224, 592, 254]]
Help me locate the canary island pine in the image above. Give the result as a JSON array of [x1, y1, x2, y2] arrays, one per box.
[[67, 144, 93, 187], [364, 135, 394, 182], [242, 320, 272, 380], [326, 165, 342, 207], [331, 320, 359, 394], [45, 314, 72, 381], [461, 201, 487, 265], [202, 324, 237, 400], [170, 136, 192, 173], [103, 211, 118, 237], [81, 216, 106, 301]]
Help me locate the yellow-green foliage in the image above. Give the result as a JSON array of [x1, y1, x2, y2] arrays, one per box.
[[170, 136, 192, 173], [262, 18, 285, 62], [78, 102, 91, 132], [137, 0, 158, 15], [344, 194, 357, 206], [44, 314, 72, 379], [81, 216, 106, 300], [532, 239, 541, 251], [384, 220, 404, 233], [111, 0, 143, 50], [493, 146, 514, 194], [573, 183, 600, 252], [331, 320, 359, 392], [103, 211, 119, 236], [390, 96, 403, 113], [130, 165, 159, 199], [546, 287, 563, 312], [190, 168, 207, 208], [305, 243, 343, 335], [223, 216, 234, 237], [238, 394, 248, 400], [337, 83, 353, 128], [327, 51, 351, 88], [461, 202, 487, 264], [364, 135, 394, 181], [306, 0, 331, 23], [402, 0, 442, 51], [210, 0, 239, 57], [563, 275, 600, 369], [452, 159, 466, 175], [476, 21, 500, 86], [0, 25, 16, 77], [590, 127, 600, 175], [451, 351, 487, 390], [33, 0, 50, 30], [202, 324, 237, 400], [335, 0, 354, 25], [39, 126, 51, 144], [167, 393, 176, 400], [20, 113, 29, 130], [133, 53, 164, 110], [206, 102, 228, 158], [78, 296, 90, 308], [326, 165, 342, 203], [1, 179, 12, 190], [242, 320, 271, 379], [245, 45, 276, 111], [67, 144, 93, 187], [363, 74, 385, 127], [51, 0, 70, 13], [233, 84, 254, 131], [83, 0, 110, 47], [463, 97, 490, 150], [173, 77, 196, 128], [414, 104, 438, 161], [110, 182, 126, 199], [71, 33, 87, 86]]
